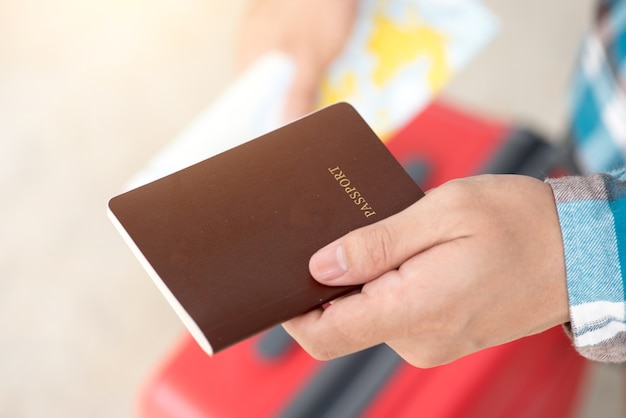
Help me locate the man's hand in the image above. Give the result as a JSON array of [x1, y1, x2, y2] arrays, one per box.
[[237, 0, 359, 122], [283, 175, 570, 367]]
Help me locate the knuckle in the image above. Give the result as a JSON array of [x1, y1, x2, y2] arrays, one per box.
[[290, 308, 366, 361], [440, 178, 475, 207], [347, 223, 396, 275], [397, 343, 458, 369], [285, 328, 339, 361], [303, 341, 336, 361], [430, 178, 486, 233], [403, 351, 448, 369]]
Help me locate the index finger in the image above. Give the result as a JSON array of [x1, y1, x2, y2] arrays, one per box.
[[282, 269, 404, 360]]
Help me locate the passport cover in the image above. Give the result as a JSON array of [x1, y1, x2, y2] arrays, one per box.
[[107, 103, 424, 355]]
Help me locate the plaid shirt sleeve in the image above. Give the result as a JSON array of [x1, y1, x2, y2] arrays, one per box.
[[546, 172, 626, 362], [549, 0, 626, 361], [568, 0, 626, 174]]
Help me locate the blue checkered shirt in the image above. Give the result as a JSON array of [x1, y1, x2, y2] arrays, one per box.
[[546, 0, 626, 361]]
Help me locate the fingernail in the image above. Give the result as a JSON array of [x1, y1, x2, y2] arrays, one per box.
[[310, 242, 347, 282]]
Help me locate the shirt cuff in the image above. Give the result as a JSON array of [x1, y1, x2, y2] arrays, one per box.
[[546, 172, 626, 362]]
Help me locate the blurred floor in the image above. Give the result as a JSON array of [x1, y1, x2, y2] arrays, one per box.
[[0, 0, 622, 417]]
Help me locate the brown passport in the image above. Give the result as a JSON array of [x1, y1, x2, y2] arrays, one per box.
[[108, 103, 424, 355]]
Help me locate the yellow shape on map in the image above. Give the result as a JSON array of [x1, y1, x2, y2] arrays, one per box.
[[316, 7, 452, 109], [368, 12, 450, 91], [315, 4, 452, 140]]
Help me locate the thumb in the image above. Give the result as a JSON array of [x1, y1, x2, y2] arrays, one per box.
[[309, 211, 417, 286], [309, 191, 458, 286]]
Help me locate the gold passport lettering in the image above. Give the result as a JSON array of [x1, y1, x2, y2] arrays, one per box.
[[328, 167, 377, 218]]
